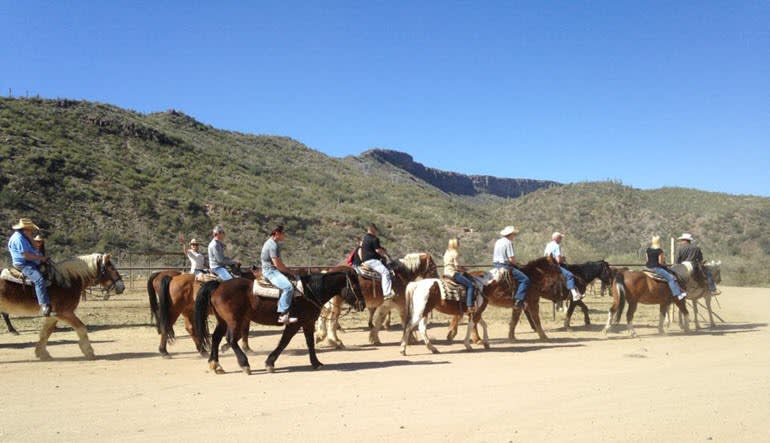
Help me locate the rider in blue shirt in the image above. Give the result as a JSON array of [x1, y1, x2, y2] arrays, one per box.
[[7, 218, 52, 316]]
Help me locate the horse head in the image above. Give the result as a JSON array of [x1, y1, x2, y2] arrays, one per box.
[[392, 252, 438, 280], [98, 254, 125, 294], [705, 260, 722, 284], [598, 260, 613, 285]]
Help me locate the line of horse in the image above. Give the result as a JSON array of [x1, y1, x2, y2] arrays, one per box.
[[1, 250, 721, 375]]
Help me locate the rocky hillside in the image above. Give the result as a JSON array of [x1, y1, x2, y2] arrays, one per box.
[[1, 97, 767, 286], [362, 149, 559, 198]]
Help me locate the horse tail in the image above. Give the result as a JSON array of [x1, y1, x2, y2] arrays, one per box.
[[158, 275, 175, 343], [194, 280, 220, 354], [613, 273, 626, 324], [147, 271, 161, 333]]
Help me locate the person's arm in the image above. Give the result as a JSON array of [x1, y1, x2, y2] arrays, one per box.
[[658, 251, 667, 266], [22, 251, 48, 263], [272, 257, 293, 275]]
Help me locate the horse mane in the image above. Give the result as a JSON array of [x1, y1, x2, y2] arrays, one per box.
[[522, 256, 555, 274], [399, 253, 424, 273], [53, 254, 101, 287]]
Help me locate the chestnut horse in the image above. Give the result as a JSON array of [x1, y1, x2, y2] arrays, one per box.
[[146, 269, 181, 332], [194, 269, 365, 374], [603, 269, 690, 337], [0, 253, 125, 359], [400, 274, 493, 355]]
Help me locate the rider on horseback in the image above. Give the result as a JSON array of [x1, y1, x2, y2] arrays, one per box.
[[646, 235, 687, 301], [676, 233, 720, 295], [181, 236, 208, 275], [208, 225, 240, 281], [492, 225, 529, 309], [261, 225, 298, 325], [361, 224, 395, 299], [544, 232, 584, 301], [443, 238, 476, 313], [7, 218, 52, 316]]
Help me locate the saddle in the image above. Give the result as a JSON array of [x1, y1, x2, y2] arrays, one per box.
[[642, 263, 691, 287], [437, 274, 489, 302], [354, 263, 394, 281], [194, 272, 219, 283], [252, 278, 304, 299], [0, 268, 52, 287]]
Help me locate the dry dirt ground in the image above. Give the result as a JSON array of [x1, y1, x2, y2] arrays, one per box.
[[1, 285, 769, 442]]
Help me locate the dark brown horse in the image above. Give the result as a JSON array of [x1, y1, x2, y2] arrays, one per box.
[[603, 269, 690, 337], [446, 257, 564, 342], [194, 268, 365, 374], [560, 260, 613, 329], [146, 269, 181, 332], [0, 254, 124, 359]]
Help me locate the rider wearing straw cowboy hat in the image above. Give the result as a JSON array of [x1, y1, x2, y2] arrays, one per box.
[[544, 232, 584, 301], [180, 235, 208, 275], [676, 232, 720, 295], [492, 225, 529, 308], [7, 218, 53, 316]]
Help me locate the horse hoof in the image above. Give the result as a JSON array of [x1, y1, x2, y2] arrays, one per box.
[[430, 348, 440, 354], [312, 363, 323, 370], [399, 350, 406, 356], [198, 351, 208, 359], [35, 350, 52, 361], [161, 353, 172, 359], [483, 343, 490, 350], [84, 352, 96, 360], [265, 365, 275, 374], [241, 366, 251, 375], [464, 346, 473, 352]]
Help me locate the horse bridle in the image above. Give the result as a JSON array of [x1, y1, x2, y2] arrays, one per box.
[[97, 255, 123, 293]]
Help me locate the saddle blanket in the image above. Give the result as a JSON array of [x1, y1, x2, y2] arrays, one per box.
[[354, 264, 394, 281], [252, 279, 304, 299], [437, 273, 491, 301], [194, 272, 219, 283], [0, 268, 52, 287]]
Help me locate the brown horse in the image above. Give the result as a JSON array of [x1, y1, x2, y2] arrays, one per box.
[[603, 269, 691, 337], [2, 312, 18, 335], [449, 257, 564, 342], [146, 269, 181, 332], [0, 254, 124, 360], [194, 268, 365, 374]]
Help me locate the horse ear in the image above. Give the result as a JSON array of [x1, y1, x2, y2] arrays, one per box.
[[103, 254, 111, 263]]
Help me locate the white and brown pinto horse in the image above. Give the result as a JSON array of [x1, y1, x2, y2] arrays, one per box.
[[0, 254, 124, 360], [400, 273, 494, 355]]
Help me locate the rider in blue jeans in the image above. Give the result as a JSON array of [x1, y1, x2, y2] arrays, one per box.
[[646, 235, 687, 301], [7, 218, 52, 316], [544, 232, 584, 301], [493, 225, 530, 309], [208, 225, 240, 281], [261, 225, 297, 325]]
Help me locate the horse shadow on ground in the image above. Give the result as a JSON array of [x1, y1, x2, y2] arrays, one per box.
[[601, 322, 767, 339], [232, 359, 452, 376], [0, 338, 114, 350], [433, 342, 586, 355]]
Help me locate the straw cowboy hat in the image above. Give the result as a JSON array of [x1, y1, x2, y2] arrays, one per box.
[[678, 233, 694, 242], [552, 232, 564, 240], [651, 235, 662, 249], [33, 234, 45, 241], [500, 226, 520, 236], [189, 238, 200, 245], [12, 218, 39, 230]]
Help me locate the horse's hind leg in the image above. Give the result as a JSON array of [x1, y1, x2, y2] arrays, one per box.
[[529, 303, 549, 341], [417, 316, 439, 354], [463, 315, 474, 351], [705, 295, 715, 328], [57, 312, 95, 360], [626, 302, 638, 338], [658, 304, 668, 334], [35, 317, 58, 360], [477, 316, 490, 349], [228, 327, 251, 375], [446, 314, 459, 343], [208, 321, 227, 374], [303, 325, 323, 370], [3, 313, 19, 335], [692, 299, 701, 330], [509, 307, 522, 341]]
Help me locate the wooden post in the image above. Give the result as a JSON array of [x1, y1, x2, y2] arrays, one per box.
[[670, 237, 675, 264], [128, 251, 133, 290]]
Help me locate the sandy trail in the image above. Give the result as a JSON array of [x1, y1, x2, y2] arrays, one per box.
[[1, 286, 768, 442]]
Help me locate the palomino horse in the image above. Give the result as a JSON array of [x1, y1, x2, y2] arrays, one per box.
[[315, 253, 438, 347], [400, 274, 493, 355], [603, 268, 691, 337], [194, 269, 364, 374], [0, 253, 125, 359]]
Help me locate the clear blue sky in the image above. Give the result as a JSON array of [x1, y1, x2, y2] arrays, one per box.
[[2, 1, 768, 196]]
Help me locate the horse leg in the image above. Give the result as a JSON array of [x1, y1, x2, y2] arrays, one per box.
[[35, 317, 58, 360], [399, 317, 417, 356], [367, 307, 376, 329], [463, 314, 474, 351], [369, 302, 388, 345], [626, 302, 638, 338], [446, 314, 459, 343], [208, 320, 227, 374], [706, 294, 715, 328], [418, 316, 439, 354], [602, 308, 613, 335], [509, 307, 522, 341], [2, 313, 19, 335], [303, 325, 323, 370], [182, 314, 205, 357], [57, 312, 95, 360], [676, 299, 691, 333], [580, 300, 590, 326], [530, 303, 549, 341], [564, 300, 576, 330], [658, 303, 668, 334], [477, 315, 490, 349], [228, 327, 251, 375], [265, 323, 301, 373]]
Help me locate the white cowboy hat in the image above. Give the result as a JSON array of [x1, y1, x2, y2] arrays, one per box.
[[12, 218, 39, 230], [189, 238, 200, 245], [500, 226, 519, 236], [552, 232, 564, 240], [678, 233, 694, 241], [33, 234, 44, 241]]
